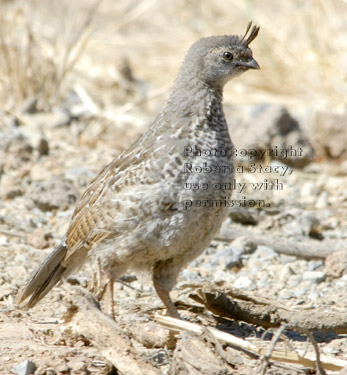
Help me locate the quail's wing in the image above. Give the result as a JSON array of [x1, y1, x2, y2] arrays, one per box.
[[64, 146, 144, 255], [63, 144, 178, 261]]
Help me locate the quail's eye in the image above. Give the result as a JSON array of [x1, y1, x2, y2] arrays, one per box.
[[223, 51, 233, 61]]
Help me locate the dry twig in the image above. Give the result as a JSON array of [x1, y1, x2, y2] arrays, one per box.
[[156, 315, 347, 372], [258, 325, 326, 375]]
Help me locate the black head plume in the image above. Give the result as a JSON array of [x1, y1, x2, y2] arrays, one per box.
[[242, 22, 260, 46]]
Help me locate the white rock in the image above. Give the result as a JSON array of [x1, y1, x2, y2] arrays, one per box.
[[234, 276, 253, 290], [11, 360, 36, 375], [302, 271, 326, 284], [316, 191, 329, 208]]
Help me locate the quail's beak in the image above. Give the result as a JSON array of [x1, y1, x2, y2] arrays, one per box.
[[243, 57, 260, 70]]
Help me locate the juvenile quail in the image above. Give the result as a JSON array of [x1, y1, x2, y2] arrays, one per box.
[[17, 23, 260, 318]]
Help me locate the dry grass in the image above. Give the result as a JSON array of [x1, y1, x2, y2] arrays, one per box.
[[0, 0, 346, 114], [0, 0, 98, 111]]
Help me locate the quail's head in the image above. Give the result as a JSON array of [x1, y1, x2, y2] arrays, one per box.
[[181, 22, 260, 88]]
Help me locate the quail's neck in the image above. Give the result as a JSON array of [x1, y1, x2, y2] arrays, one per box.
[[165, 76, 225, 123]]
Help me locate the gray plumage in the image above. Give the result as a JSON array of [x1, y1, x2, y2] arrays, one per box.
[[17, 23, 260, 318]]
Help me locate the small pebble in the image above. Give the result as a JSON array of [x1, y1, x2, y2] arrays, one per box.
[[307, 260, 323, 271], [302, 271, 326, 284], [292, 288, 309, 298], [210, 246, 243, 270], [279, 254, 297, 264], [234, 276, 253, 290], [316, 191, 329, 208], [68, 360, 86, 372], [278, 290, 293, 300], [300, 182, 320, 201], [0, 174, 24, 200], [278, 264, 295, 283], [213, 270, 235, 284], [254, 246, 279, 260], [0, 236, 9, 245], [287, 275, 303, 288], [256, 279, 270, 289], [181, 269, 204, 283], [307, 290, 319, 300]]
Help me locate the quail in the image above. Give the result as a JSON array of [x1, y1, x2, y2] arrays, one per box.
[[17, 23, 260, 318]]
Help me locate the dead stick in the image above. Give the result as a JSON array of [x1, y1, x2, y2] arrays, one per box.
[[0, 228, 26, 239], [216, 226, 347, 259], [64, 289, 160, 375], [190, 289, 347, 334]]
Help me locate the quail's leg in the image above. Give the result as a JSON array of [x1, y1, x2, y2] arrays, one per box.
[[92, 256, 103, 296], [98, 264, 127, 319], [104, 277, 115, 318], [153, 260, 181, 319], [93, 265, 115, 319]]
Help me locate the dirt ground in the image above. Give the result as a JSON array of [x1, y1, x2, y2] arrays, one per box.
[[0, 1, 347, 374]]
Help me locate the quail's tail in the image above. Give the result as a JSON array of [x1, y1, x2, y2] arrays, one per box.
[[17, 242, 68, 308]]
